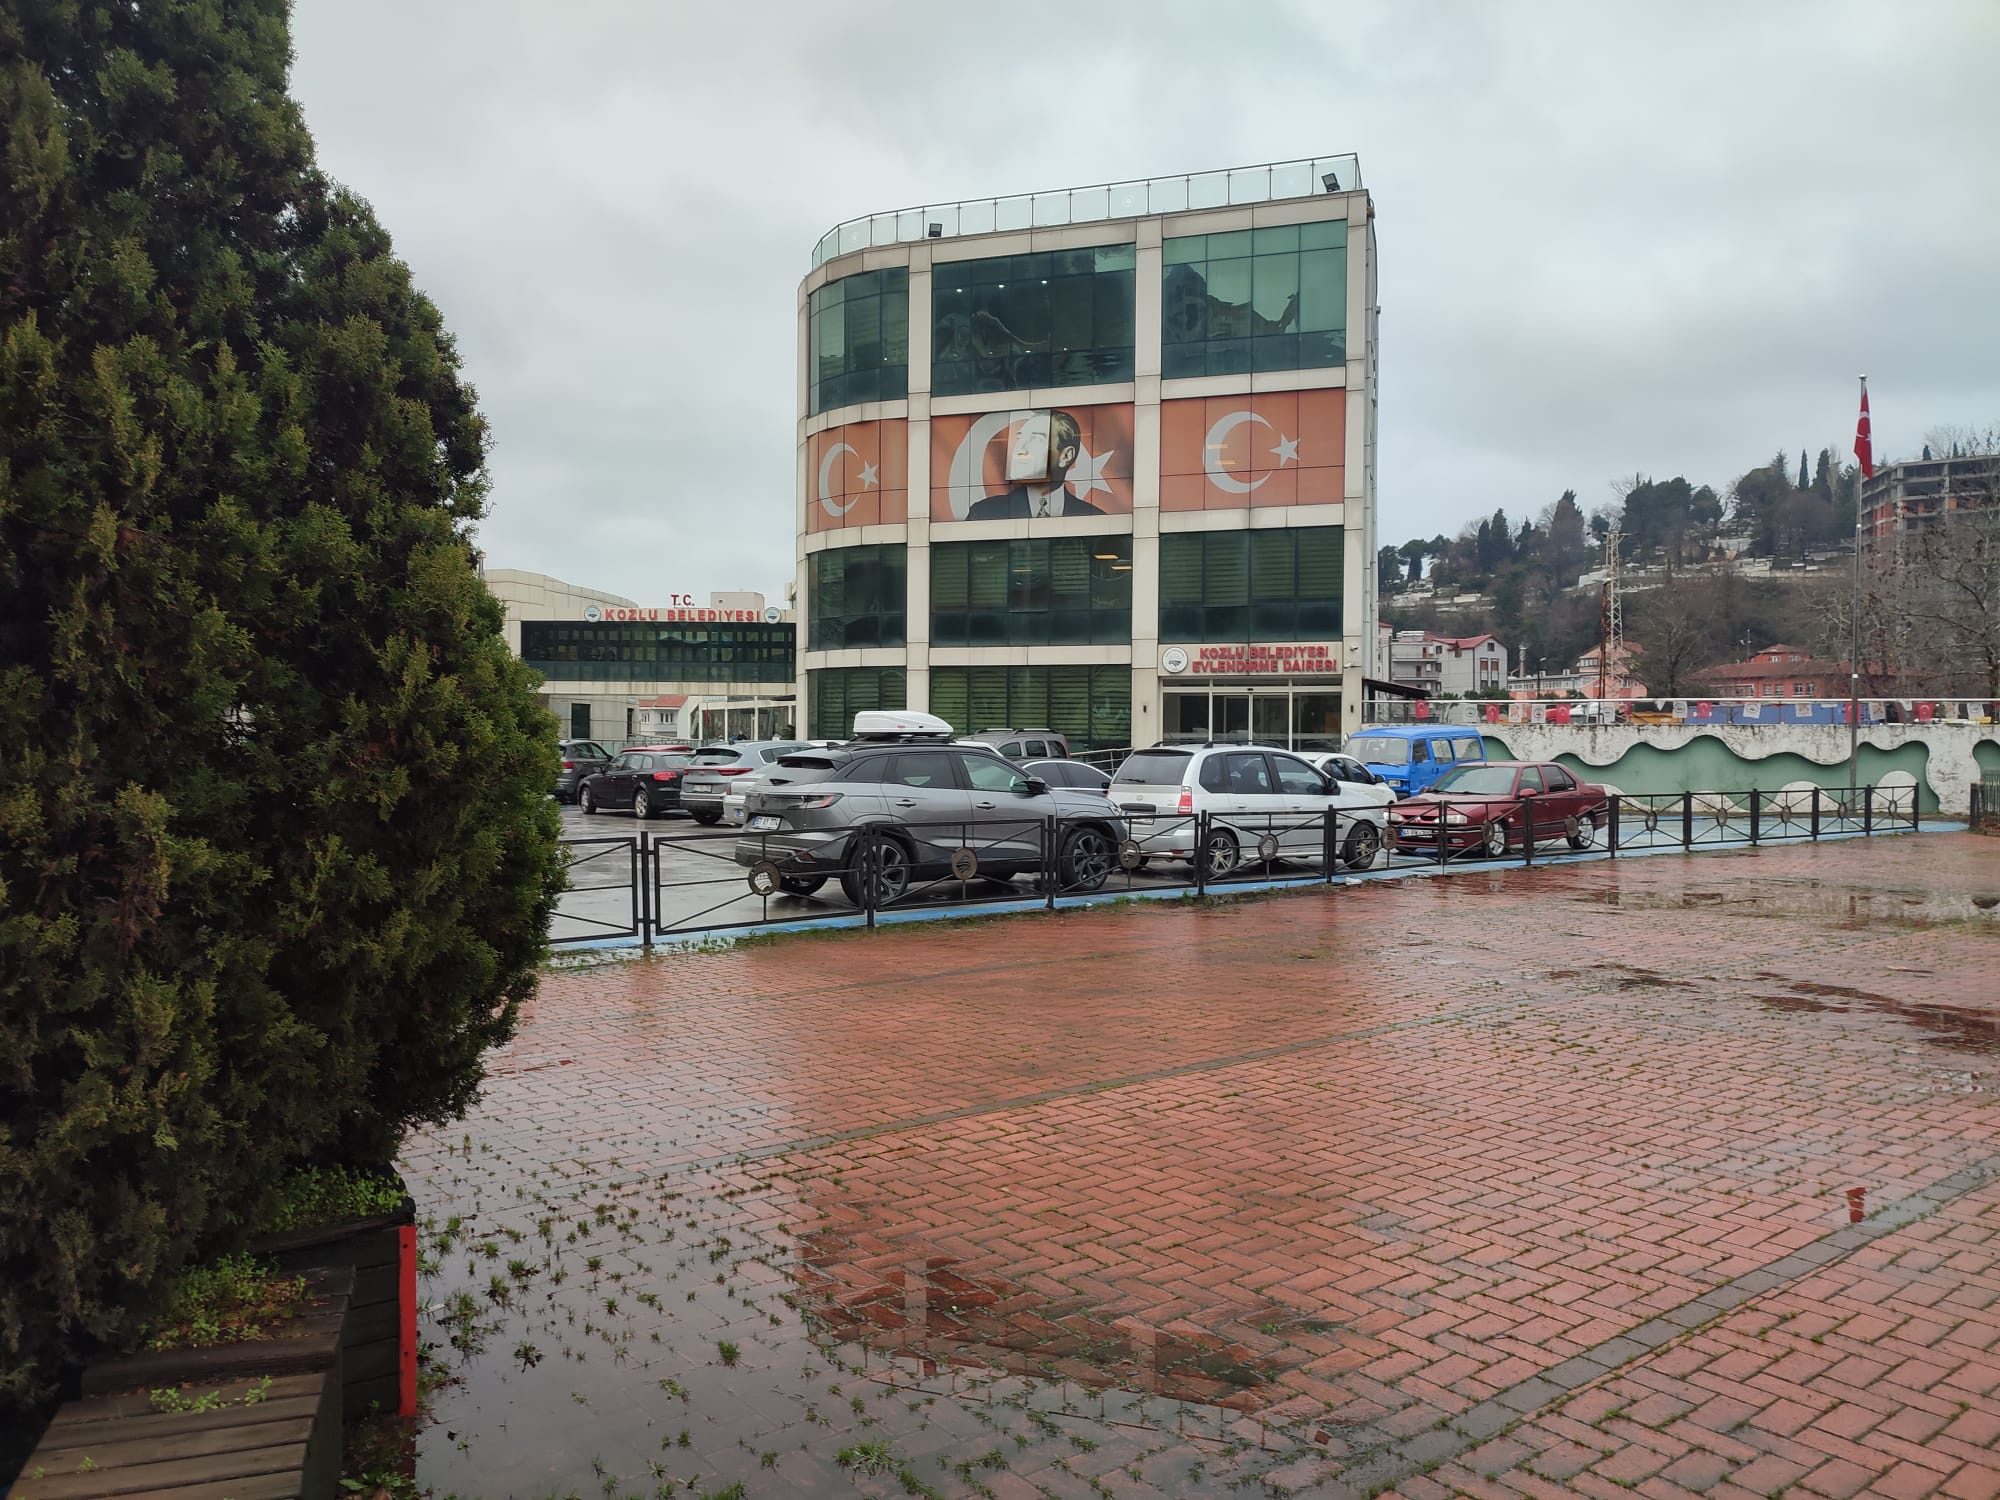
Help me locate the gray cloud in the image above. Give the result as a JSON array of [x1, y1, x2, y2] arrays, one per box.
[[288, 0, 2000, 593]]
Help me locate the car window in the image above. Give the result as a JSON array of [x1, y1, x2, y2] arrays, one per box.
[[692, 748, 741, 765], [1271, 755, 1326, 795], [1023, 740, 1048, 758], [1451, 736, 1483, 761], [890, 751, 957, 789], [1116, 750, 1194, 786], [1223, 752, 1275, 796], [1519, 767, 1545, 793], [963, 754, 1030, 793], [629, 754, 654, 771], [1074, 765, 1109, 790], [1431, 738, 1454, 763], [1433, 765, 1518, 795], [1411, 740, 1431, 765], [998, 741, 1022, 759], [1350, 737, 1409, 766], [1198, 755, 1231, 793], [1545, 765, 1576, 791]]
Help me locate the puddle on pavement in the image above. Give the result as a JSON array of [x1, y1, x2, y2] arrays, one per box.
[[1750, 981, 2000, 1055], [1571, 878, 2000, 928], [790, 1227, 1292, 1413], [393, 1144, 1332, 1499]]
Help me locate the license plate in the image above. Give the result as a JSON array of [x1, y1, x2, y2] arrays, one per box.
[[749, 815, 782, 831]]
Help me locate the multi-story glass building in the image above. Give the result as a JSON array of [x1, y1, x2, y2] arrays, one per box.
[[795, 156, 1379, 752]]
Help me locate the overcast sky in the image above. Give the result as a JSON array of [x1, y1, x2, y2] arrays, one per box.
[[289, 0, 2000, 602]]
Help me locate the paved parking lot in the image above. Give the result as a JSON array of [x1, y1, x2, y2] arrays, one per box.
[[406, 832, 2000, 1498]]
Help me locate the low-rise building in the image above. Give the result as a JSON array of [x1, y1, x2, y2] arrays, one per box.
[[1695, 644, 1850, 700], [1388, 630, 1508, 696], [481, 567, 798, 744]]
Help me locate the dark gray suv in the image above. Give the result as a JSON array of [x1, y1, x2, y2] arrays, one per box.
[[734, 740, 1123, 906]]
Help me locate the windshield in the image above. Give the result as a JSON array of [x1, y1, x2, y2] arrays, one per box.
[[1347, 737, 1410, 766], [1113, 750, 1193, 786], [1432, 765, 1518, 795]]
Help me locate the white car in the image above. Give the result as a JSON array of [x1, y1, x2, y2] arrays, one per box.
[[722, 741, 838, 825], [1109, 743, 1388, 874], [1300, 751, 1397, 808]]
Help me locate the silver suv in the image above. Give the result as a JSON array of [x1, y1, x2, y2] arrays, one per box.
[[678, 742, 809, 825], [734, 737, 1123, 905]]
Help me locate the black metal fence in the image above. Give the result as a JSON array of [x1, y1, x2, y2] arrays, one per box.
[[548, 782, 1921, 948]]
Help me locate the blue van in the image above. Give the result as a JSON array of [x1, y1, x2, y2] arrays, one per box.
[[1342, 725, 1488, 797]]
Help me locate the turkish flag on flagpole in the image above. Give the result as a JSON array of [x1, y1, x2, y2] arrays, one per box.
[[1853, 376, 1874, 480]]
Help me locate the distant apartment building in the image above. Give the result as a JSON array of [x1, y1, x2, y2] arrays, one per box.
[[1860, 454, 1998, 541], [1387, 630, 1507, 696], [1696, 644, 1850, 699]]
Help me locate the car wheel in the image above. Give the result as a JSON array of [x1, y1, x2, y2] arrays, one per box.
[[1482, 819, 1508, 858], [1202, 827, 1240, 877], [1059, 826, 1115, 893], [579, 784, 597, 814], [633, 786, 652, 820], [779, 875, 827, 897], [1566, 817, 1595, 851], [839, 833, 912, 908], [691, 809, 722, 826], [1342, 820, 1383, 871]]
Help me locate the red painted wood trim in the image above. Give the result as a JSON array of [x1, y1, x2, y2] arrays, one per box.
[[397, 1223, 418, 1416]]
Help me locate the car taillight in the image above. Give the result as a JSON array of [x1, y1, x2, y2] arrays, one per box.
[[562, 760, 576, 769], [717, 766, 753, 776], [1177, 787, 1193, 814], [652, 771, 679, 782], [797, 793, 842, 809]]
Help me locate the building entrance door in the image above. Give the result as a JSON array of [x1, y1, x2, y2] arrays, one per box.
[[1159, 685, 1343, 749], [1214, 693, 1251, 741]]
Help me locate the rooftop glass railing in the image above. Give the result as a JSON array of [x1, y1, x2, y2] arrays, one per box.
[[809, 154, 1362, 269]]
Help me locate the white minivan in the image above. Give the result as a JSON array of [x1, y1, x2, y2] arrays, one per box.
[[1110, 744, 1387, 874]]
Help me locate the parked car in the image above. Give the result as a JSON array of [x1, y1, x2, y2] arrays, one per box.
[[1300, 751, 1395, 806], [962, 728, 1071, 761], [722, 742, 839, 826], [678, 741, 811, 825], [578, 747, 693, 819], [555, 739, 615, 803], [735, 713, 1122, 905], [1342, 725, 1488, 797], [1022, 758, 1112, 792], [1388, 761, 1609, 858], [1110, 743, 1387, 874]]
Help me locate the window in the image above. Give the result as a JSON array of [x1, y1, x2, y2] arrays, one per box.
[[809, 267, 908, 415], [1412, 740, 1431, 765], [569, 703, 591, 739], [807, 667, 906, 739], [962, 754, 1029, 794], [1450, 736, 1483, 761], [928, 665, 1130, 753], [521, 622, 795, 684], [809, 544, 906, 650], [932, 245, 1135, 395], [1222, 753, 1274, 796], [1161, 224, 1346, 378], [1159, 527, 1341, 642], [889, 751, 956, 789], [1519, 767, 1545, 793], [1545, 766, 1576, 791], [930, 535, 1132, 645], [1271, 756, 1324, 795], [1794, 682, 1811, 696]]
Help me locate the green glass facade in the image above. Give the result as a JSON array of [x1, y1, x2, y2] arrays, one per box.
[[809, 267, 909, 415], [1159, 527, 1343, 642], [931, 246, 1135, 396], [807, 666, 906, 740], [520, 622, 795, 683], [930, 536, 1132, 646], [808, 544, 907, 650], [928, 665, 1131, 753], [1161, 225, 1345, 378]]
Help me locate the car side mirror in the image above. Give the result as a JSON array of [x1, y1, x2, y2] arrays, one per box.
[[1519, 788, 1539, 797], [1023, 778, 1048, 795]]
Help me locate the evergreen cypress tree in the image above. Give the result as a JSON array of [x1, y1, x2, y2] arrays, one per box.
[[0, 0, 564, 1408], [1798, 450, 1809, 490]]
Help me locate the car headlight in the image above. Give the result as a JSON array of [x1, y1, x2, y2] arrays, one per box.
[[1445, 813, 1469, 825]]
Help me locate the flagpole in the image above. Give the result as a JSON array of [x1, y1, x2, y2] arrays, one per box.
[[1848, 374, 1866, 793]]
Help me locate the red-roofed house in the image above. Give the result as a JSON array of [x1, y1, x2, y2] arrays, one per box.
[[1388, 630, 1509, 696], [1694, 645, 1850, 700]]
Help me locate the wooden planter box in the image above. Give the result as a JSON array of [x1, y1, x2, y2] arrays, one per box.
[[10, 1267, 352, 1500], [250, 1188, 417, 1421]]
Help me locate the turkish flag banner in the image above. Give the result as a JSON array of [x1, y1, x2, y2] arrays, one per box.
[[806, 419, 907, 533], [1160, 391, 1346, 511], [1853, 380, 1874, 481]]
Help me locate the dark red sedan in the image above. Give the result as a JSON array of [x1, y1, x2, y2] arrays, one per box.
[[1388, 761, 1610, 858]]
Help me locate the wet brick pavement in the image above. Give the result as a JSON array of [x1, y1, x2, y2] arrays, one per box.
[[403, 832, 2000, 1499]]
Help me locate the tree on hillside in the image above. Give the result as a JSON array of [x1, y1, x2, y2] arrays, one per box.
[[1397, 537, 1428, 583], [1798, 451, 1810, 490], [1627, 577, 1712, 696], [1377, 544, 1402, 593], [0, 0, 566, 1409]]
